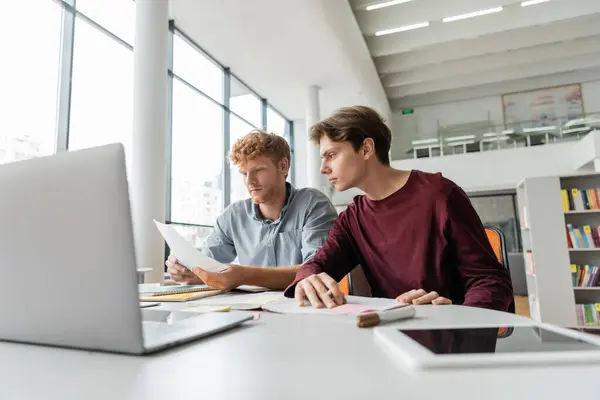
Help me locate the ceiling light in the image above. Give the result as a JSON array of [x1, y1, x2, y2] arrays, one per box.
[[366, 0, 414, 11], [521, 0, 550, 6], [375, 21, 430, 36], [442, 6, 503, 23]]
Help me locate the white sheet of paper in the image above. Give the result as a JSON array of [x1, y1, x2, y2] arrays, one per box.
[[153, 220, 227, 273], [261, 295, 406, 316]]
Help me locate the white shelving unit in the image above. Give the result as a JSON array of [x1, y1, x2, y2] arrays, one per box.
[[517, 173, 600, 328]]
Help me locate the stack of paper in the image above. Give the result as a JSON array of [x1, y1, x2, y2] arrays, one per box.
[[154, 220, 227, 272]]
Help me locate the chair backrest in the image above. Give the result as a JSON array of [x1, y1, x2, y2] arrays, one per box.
[[484, 226, 509, 270], [484, 225, 516, 316], [339, 275, 351, 295]]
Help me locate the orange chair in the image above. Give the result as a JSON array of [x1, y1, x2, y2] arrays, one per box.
[[485, 225, 516, 338], [484, 225, 515, 313], [339, 274, 352, 295], [484, 226, 509, 271]]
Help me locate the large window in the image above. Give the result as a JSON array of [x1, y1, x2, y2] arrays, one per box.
[[170, 79, 224, 225], [0, 0, 61, 165], [229, 115, 255, 204], [230, 77, 262, 128], [75, 0, 135, 45], [173, 33, 224, 104], [3, 2, 294, 243], [68, 17, 134, 169], [267, 106, 287, 137]]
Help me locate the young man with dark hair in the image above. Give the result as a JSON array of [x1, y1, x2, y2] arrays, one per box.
[[284, 106, 514, 311], [167, 130, 337, 290]]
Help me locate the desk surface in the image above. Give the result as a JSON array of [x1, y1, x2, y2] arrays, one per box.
[[1, 297, 600, 399]]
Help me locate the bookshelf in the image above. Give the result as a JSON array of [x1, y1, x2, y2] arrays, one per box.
[[517, 173, 600, 328]]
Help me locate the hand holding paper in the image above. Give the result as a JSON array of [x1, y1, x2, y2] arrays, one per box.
[[154, 220, 227, 273]]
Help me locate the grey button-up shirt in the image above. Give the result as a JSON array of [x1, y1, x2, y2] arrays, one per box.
[[203, 183, 337, 267]]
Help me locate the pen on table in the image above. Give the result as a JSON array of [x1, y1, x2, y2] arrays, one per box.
[[356, 305, 416, 328]]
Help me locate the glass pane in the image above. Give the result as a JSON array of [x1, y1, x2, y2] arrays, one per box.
[[229, 115, 255, 204], [267, 106, 286, 137], [68, 17, 134, 171], [171, 79, 224, 225], [75, 0, 135, 45], [0, 0, 61, 164], [173, 33, 224, 103], [230, 77, 261, 127], [171, 224, 214, 251], [469, 195, 521, 252]]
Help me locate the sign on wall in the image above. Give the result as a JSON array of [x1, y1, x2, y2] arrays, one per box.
[[502, 84, 584, 128]]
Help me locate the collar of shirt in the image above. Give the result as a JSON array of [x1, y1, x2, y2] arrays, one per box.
[[252, 182, 295, 225]]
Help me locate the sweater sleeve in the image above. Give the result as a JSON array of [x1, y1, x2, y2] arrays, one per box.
[[284, 210, 359, 297], [445, 185, 514, 311]]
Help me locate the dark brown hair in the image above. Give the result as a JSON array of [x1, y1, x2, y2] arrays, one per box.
[[309, 106, 391, 165], [230, 129, 291, 168]]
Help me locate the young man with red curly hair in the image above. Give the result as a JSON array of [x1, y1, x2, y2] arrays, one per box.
[[166, 130, 337, 290], [285, 106, 514, 312]]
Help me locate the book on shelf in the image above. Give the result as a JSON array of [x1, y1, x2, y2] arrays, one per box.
[[565, 224, 600, 248], [571, 264, 600, 287], [561, 188, 600, 212], [519, 206, 529, 228], [575, 303, 600, 327], [525, 251, 535, 275]]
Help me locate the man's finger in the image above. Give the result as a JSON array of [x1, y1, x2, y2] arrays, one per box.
[[396, 289, 416, 303], [398, 289, 426, 303], [167, 267, 182, 280], [413, 291, 439, 305], [432, 297, 452, 305], [302, 282, 325, 309], [319, 274, 345, 306], [295, 285, 307, 307], [309, 276, 336, 309], [168, 255, 178, 264], [171, 263, 188, 274]]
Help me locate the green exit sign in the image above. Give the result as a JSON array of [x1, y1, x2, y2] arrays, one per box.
[[402, 108, 414, 115]]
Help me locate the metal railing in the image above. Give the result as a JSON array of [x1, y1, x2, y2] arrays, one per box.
[[395, 112, 600, 160]]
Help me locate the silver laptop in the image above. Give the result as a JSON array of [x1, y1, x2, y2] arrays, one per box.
[[0, 143, 252, 354]]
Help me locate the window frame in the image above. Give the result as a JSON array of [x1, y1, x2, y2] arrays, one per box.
[[43, 1, 295, 270]]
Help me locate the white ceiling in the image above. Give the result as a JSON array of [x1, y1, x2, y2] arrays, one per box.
[[169, 0, 391, 123], [350, 0, 600, 110]]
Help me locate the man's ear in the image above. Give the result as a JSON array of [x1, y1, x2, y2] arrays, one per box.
[[362, 138, 376, 160], [279, 157, 290, 174]]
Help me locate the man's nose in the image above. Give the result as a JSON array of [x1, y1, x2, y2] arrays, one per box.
[[320, 160, 328, 175]]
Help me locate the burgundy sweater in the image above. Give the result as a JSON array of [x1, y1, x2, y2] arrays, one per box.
[[284, 170, 514, 311]]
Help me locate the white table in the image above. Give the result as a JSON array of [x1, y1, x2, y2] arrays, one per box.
[[1, 300, 600, 399]]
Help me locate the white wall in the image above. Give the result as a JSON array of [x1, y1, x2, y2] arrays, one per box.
[[393, 142, 576, 193]]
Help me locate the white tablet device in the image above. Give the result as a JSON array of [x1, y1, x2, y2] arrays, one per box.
[[374, 323, 600, 371]]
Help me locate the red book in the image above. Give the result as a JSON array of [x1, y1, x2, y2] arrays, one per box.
[[566, 226, 573, 248]]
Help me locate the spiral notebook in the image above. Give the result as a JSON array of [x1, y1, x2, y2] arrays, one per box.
[[140, 290, 223, 302], [139, 284, 215, 297]]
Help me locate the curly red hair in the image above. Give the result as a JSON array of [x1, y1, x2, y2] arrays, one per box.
[[230, 130, 291, 167]]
